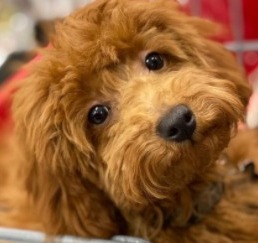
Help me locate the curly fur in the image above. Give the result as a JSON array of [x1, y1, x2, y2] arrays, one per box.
[[1, 0, 258, 242]]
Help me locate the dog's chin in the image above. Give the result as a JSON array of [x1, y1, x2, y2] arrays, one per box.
[[103, 139, 222, 207]]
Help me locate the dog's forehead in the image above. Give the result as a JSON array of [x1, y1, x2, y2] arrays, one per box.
[[54, 0, 191, 71]]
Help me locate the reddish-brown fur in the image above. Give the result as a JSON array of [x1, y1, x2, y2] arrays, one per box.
[[1, 0, 258, 242]]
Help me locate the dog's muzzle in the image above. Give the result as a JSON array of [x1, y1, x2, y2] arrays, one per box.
[[157, 104, 196, 142]]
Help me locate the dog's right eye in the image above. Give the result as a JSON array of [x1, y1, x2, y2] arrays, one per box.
[[145, 52, 164, 71], [88, 105, 110, 125]]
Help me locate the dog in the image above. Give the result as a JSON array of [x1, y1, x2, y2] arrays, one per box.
[[1, 0, 258, 242]]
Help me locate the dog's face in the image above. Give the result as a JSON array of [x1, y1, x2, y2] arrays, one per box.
[[14, 0, 251, 209]]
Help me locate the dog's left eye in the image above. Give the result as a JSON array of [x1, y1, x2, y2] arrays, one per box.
[[88, 105, 110, 125], [145, 52, 164, 70]]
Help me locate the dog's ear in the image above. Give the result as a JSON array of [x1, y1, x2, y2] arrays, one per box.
[[12, 58, 121, 237], [188, 17, 252, 109]]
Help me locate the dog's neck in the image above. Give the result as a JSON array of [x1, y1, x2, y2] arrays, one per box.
[[121, 157, 258, 239], [118, 172, 224, 238], [180, 181, 224, 226]]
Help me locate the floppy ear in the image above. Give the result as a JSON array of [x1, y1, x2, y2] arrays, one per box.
[[189, 17, 252, 108], [12, 56, 122, 237], [203, 38, 251, 108]]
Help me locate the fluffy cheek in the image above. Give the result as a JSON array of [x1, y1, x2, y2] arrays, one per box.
[[98, 68, 244, 206], [100, 123, 199, 206], [100, 125, 230, 207]]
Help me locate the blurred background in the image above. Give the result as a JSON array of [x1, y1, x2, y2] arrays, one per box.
[[0, 0, 91, 67]]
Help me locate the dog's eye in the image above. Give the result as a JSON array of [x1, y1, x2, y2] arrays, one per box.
[[145, 52, 164, 70], [88, 105, 110, 125]]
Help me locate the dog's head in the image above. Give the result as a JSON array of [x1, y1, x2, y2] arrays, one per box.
[[13, 0, 251, 232]]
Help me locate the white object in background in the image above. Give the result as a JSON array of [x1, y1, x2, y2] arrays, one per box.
[[177, 0, 189, 5]]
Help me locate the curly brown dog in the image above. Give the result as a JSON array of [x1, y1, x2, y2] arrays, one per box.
[[1, 0, 258, 242]]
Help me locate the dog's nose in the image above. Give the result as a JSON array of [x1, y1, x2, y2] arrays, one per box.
[[157, 104, 196, 142]]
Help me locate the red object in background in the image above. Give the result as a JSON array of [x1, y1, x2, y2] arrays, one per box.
[[0, 54, 42, 133], [187, 0, 258, 75], [0, 68, 28, 132]]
